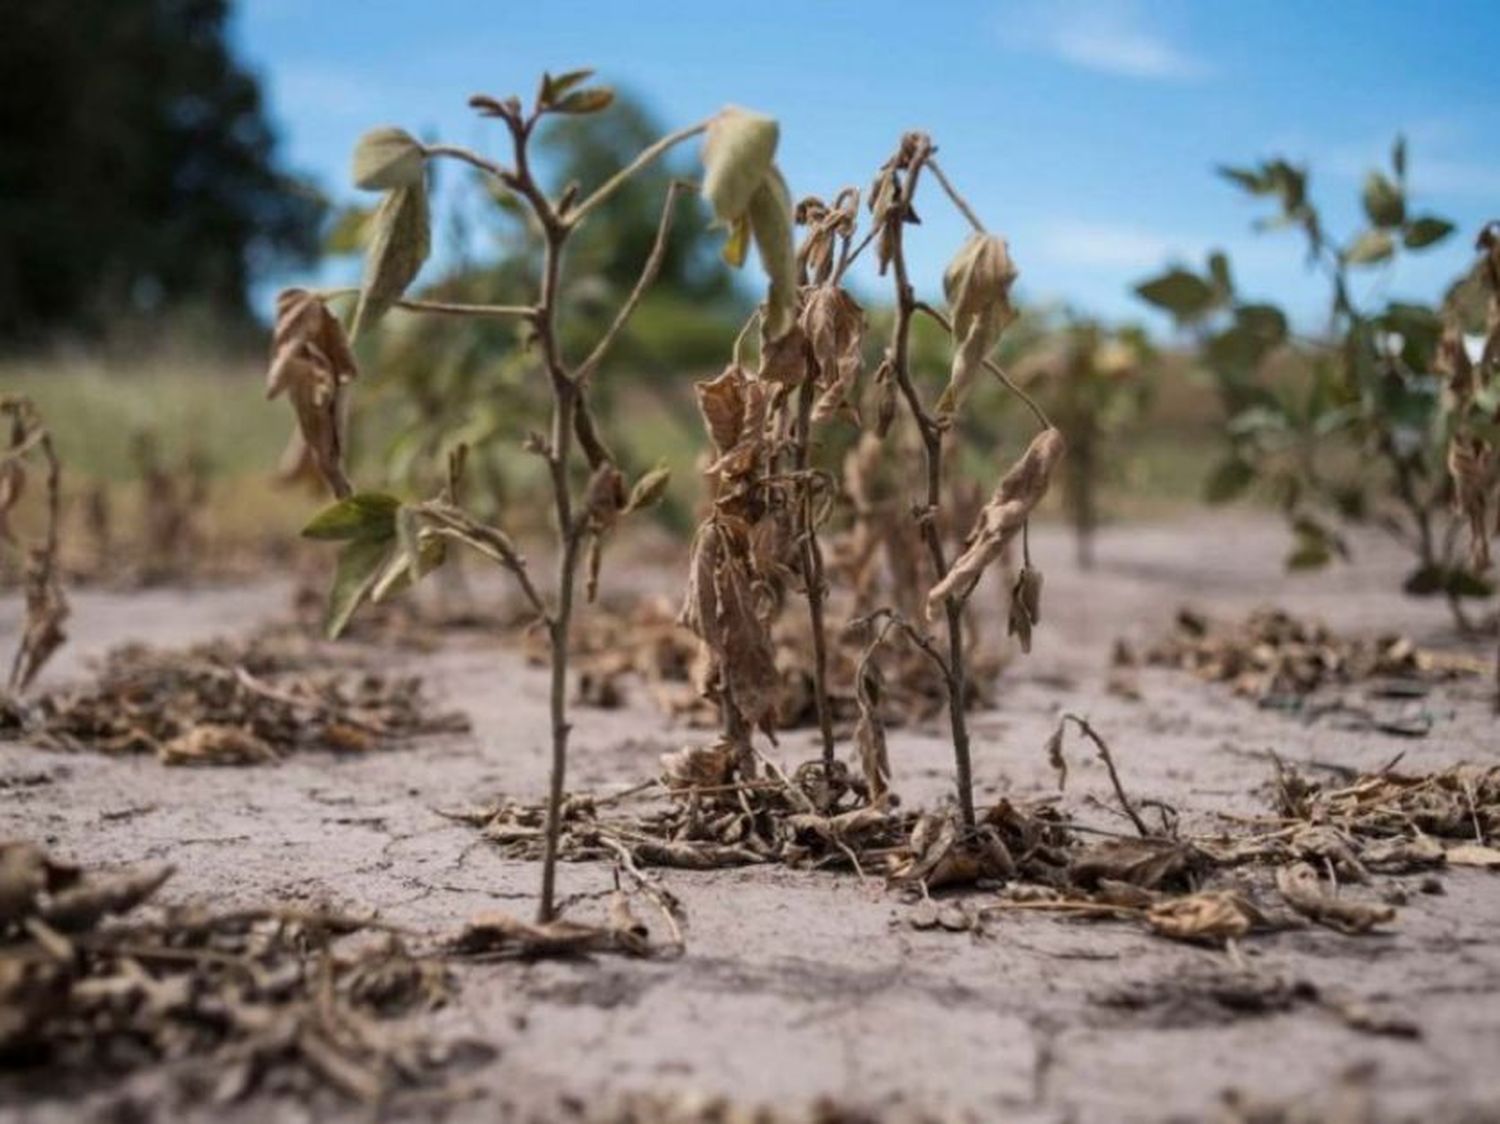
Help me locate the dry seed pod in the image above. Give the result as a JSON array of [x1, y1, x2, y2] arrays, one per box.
[[926, 428, 1065, 615], [1007, 565, 1043, 654], [937, 233, 1019, 420], [351, 126, 426, 191], [267, 289, 359, 498], [701, 107, 779, 227], [352, 180, 431, 338], [1437, 319, 1475, 406]]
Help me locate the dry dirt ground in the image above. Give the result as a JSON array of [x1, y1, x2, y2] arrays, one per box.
[[4, 513, 1500, 1123]]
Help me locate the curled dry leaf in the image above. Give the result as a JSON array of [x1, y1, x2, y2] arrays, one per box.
[[1276, 862, 1395, 935], [267, 289, 359, 499], [678, 520, 780, 730], [449, 894, 653, 960], [937, 232, 1019, 420], [801, 285, 866, 423], [926, 427, 1065, 616], [1146, 890, 1267, 944], [660, 741, 736, 792]]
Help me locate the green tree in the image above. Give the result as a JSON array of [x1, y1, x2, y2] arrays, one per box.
[[0, 0, 323, 345]]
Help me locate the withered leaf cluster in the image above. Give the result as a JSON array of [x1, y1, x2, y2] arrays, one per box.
[[1, 396, 68, 695], [1143, 606, 1482, 702], [1, 625, 467, 764], [1444, 224, 1500, 573], [267, 290, 359, 500], [1, 841, 469, 1106]]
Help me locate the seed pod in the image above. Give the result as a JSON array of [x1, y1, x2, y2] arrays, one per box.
[[926, 427, 1065, 615], [937, 233, 1019, 421], [701, 107, 779, 227], [351, 127, 426, 191], [1007, 565, 1044, 654]]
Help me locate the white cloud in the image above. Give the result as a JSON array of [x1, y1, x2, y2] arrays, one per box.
[[1001, 0, 1212, 82]]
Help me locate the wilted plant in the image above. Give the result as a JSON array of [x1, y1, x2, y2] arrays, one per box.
[[1136, 139, 1489, 627], [274, 72, 783, 923], [1014, 317, 1152, 569], [680, 129, 1063, 836], [0, 396, 68, 694]]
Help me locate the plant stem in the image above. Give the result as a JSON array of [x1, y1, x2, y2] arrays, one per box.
[[882, 142, 977, 830], [568, 121, 709, 226], [793, 376, 837, 775]]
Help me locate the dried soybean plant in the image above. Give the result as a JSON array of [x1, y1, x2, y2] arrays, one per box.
[[272, 72, 784, 925], [680, 131, 1063, 844], [855, 134, 1062, 833], [1, 396, 68, 697]]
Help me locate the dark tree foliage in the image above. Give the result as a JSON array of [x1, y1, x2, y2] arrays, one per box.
[[0, 0, 323, 345]]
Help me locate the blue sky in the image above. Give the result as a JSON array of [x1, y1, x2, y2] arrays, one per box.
[[234, 0, 1500, 329]]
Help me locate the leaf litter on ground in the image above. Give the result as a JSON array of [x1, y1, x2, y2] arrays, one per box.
[[0, 621, 468, 763]]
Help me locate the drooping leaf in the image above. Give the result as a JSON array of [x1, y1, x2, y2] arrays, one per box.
[[353, 181, 431, 338], [624, 464, 672, 513], [302, 493, 401, 542], [326, 536, 396, 639], [700, 107, 779, 226], [352, 127, 426, 191], [747, 167, 797, 340]]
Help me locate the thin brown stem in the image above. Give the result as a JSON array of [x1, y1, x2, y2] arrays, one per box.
[[576, 179, 693, 383], [315, 288, 535, 321], [1060, 714, 1151, 838], [926, 159, 986, 234], [794, 376, 837, 775], [879, 139, 978, 830], [568, 120, 709, 225], [913, 302, 1052, 431]]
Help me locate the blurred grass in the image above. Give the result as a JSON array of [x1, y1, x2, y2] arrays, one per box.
[[5, 349, 1237, 567]]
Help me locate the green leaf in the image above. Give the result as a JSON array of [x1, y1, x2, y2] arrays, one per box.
[[1392, 134, 1407, 180], [1362, 172, 1405, 228], [1403, 216, 1455, 250], [539, 68, 594, 107], [624, 464, 671, 513], [1135, 269, 1217, 322], [302, 493, 401, 542], [1344, 229, 1395, 266], [700, 107, 779, 225], [553, 87, 615, 115], [352, 127, 425, 191], [353, 180, 431, 338], [324, 205, 375, 255], [1204, 457, 1255, 504], [1217, 165, 1271, 194], [747, 167, 798, 339], [325, 537, 395, 639]]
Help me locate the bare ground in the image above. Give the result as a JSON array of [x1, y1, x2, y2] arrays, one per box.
[[4, 512, 1500, 1123]]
